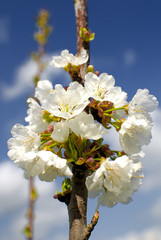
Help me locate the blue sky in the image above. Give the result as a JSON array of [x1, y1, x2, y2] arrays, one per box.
[[0, 0, 161, 240]]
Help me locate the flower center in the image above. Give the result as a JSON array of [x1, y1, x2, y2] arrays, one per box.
[[96, 84, 108, 99], [58, 100, 76, 115], [22, 136, 35, 151], [105, 163, 121, 189]]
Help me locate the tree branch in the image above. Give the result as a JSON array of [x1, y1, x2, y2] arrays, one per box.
[[74, 0, 89, 82], [67, 164, 88, 240], [84, 211, 99, 240]]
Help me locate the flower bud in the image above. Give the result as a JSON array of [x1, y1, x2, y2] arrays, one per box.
[[87, 65, 94, 73]]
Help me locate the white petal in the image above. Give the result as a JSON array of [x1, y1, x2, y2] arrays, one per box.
[[35, 80, 53, 104], [68, 112, 106, 140], [42, 83, 89, 120], [38, 169, 58, 182], [128, 89, 158, 121], [50, 56, 68, 68], [119, 114, 152, 155], [86, 172, 103, 192], [85, 72, 117, 101], [25, 98, 48, 133], [51, 121, 70, 142], [61, 165, 73, 177], [99, 73, 115, 88]]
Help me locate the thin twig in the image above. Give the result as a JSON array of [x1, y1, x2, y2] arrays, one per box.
[[84, 211, 99, 240]]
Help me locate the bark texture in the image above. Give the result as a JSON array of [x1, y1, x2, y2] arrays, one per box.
[[74, 0, 89, 82], [67, 165, 88, 240]]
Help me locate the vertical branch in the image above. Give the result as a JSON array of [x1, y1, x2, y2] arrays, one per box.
[[74, 0, 88, 53], [23, 9, 52, 240], [23, 177, 37, 240], [66, 1, 89, 240], [74, 0, 89, 82], [28, 177, 35, 240], [67, 165, 88, 240], [34, 44, 45, 86]]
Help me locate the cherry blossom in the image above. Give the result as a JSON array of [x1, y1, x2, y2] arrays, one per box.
[[128, 89, 158, 121], [7, 124, 72, 180], [50, 49, 88, 68], [35, 80, 53, 105], [119, 114, 152, 155], [86, 155, 143, 207], [42, 82, 89, 120], [25, 98, 49, 133]]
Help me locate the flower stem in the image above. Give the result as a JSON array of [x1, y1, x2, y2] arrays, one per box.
[[104, 113, 120, 122], [104, 106, 126, 113]]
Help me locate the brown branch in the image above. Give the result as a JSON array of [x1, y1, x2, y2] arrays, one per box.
[[64, 2, 92, 239], [67, 164, 88, 240], [29, 177, 34, 240], [74, 0, 90, 82], [84, 211, 99, 240], [25, 10, 52, 239], [26, 177, 36, 240]]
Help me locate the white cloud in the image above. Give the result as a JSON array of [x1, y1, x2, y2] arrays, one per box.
[[141, 108, 161, 192], [2, 59, 38, 100], [124, 50, 136, 66], [34, 180, 68, 240], [113, 227, 161, 240], [0, 161, 28, 215], [1, 53, 69, 100], [150, 196, 161, 220], [0, 161, 68, 240], [0, 17, 10, 44]]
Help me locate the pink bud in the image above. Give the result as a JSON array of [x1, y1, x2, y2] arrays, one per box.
[[95, 71, 99, 76], [86, 157, 94, 164], [47, 125, 54, 133], [46, 140, 52, 146]]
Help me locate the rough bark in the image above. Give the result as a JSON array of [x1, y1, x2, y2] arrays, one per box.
[[67, 165, 88, 240], [74, 0, 89, 82]]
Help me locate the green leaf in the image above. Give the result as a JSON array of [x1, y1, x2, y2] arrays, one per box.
[[23, 225, 32, 238], [62, 178, 72, 192], [30, 187, 37, 201], [89, 33, 95, 41]]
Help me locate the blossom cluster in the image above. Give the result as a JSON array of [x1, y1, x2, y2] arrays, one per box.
[[8, 49, 158, 208]]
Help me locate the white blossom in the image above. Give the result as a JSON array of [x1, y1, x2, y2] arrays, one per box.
[[51, 121, 70, 143], [42, 82, 89, 120], [36, 151, 73, 182], [25, 98, 49, 133], [128, 89, 158, 120], [85, 72, 127, 108], [50, 49, 88, 68], [106, 86, 127, 108], [23, 150, 72, 181], [51, 112, 106, 143], [86, 155, 143, 207], [119, 114, 152, 155], [68, 112, 106, 140], [35, 80, 53, 105], [7, 124, 40, 163], [7, 124, 72, 181], [85, 72, 115, 101]]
